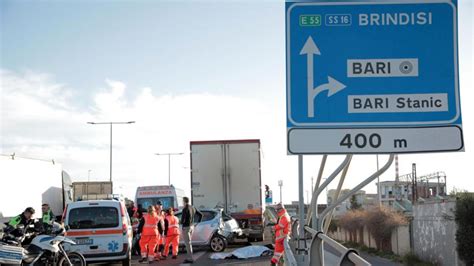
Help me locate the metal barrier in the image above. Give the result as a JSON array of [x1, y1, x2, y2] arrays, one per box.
[[283, 237, 298, 266], [305, 226, 371, 266]]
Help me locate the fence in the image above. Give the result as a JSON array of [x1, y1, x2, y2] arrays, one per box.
[[328, 224, 410, 256]]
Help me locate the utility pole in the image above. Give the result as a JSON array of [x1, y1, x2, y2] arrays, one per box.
[[278, 180, 283, 203], [412, 163, 417, 203], [376, 155, 381, 206]]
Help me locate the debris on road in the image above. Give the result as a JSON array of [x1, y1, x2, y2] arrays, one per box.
[[210, 245, 272, 260]]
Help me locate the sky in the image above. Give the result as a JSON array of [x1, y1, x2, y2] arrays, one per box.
[[1, 0, 473, 209]]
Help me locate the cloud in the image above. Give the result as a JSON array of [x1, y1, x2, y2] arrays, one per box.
[[0, 69, 294, 201], [1, 65, 474, 208]]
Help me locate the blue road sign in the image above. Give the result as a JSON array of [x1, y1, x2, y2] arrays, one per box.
[[286, 0, 463, 154]]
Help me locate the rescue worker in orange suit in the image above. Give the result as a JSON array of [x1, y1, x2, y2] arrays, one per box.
[[154, 202, 166, 261], [271, 203, 291, 266], [162, 207, 180, 259], [138, 206, 160, 263]]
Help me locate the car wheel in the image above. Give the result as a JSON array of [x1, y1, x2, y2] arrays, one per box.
[[247, 237, 256, 242], [210, 235, 227, 252]]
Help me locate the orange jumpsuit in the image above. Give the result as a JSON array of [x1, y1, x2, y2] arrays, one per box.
[[271, 208, 291, 264], [163, 214, 180, 257], [139, 213, 159, 261]]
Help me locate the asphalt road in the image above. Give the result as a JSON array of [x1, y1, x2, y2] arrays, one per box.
[[95, 239, 273, 266]]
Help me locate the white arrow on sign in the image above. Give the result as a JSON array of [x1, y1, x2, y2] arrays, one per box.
[[300, 36, 346, 118]]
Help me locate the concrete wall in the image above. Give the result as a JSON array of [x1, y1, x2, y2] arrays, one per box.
[[412, 201, 464, 266], [329, 225, 410, 256]]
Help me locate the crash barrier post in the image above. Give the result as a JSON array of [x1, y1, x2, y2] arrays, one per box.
[[305, 226, 371, 266], [283, 237, 298, 266]]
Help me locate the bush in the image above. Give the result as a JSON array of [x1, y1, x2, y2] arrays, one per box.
[[327, 219, 338, 233], [455, 193, 474, 265], [339, 209, 366, 243], [402, 252, 435, 266], [365, 206, 407, 251]]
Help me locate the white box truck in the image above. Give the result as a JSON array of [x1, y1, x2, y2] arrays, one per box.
[[72, 181, 113, 201], [0, 157, 73, 220], [190, 139, 264, 241]]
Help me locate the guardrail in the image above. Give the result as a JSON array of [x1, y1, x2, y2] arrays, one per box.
[[283, 237, 298, 266], [305, 225, 371, 266]]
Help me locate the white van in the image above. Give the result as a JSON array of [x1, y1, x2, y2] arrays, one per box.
[[135, 185, 186, 213], [62, 199, 132, 266]]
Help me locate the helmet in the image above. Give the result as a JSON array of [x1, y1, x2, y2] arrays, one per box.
[[275, 203, 284, 212]]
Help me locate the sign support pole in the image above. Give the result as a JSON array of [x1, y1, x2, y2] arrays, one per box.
[[323, 157, 352, 233], [297, 155, 307, 256], [319, 155, 395, 229], [310, 155, 352, 229]]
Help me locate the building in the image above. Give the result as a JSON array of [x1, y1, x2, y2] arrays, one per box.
[[284, 202, 327, 218], [326, 189, 366, 216], [376, 171, 447, 212]]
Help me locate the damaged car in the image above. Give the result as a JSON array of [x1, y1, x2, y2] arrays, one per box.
[[175, 208, 242, 252]]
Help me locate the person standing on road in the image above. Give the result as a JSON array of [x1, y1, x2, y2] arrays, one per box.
[[162, 207, 180, 260], [271, 203, 291, 266], [41, 203, 55, 224], [154, 202, 165, 261], [180, 197, 202, 264], [138, 206, 160, 264]]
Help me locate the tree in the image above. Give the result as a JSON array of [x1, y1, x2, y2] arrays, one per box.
[[350, 195, 362, 210], [455, 193, 474, 265]]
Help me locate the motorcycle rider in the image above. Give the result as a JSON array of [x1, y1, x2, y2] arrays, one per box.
[[6, 207, 35, 237], [41, 203, 55, 224]]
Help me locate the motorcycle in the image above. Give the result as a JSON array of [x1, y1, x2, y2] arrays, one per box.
[[0, 220, 86, 265]]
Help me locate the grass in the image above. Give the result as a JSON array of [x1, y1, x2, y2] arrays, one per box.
[[340, 241, 436, 265]]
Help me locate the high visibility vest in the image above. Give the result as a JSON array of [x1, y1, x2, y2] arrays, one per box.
[[8, 215, 22, 227], [274, 209, 290, 241], [142, 213, 159, 236], [42, 210, 53, 224], [166, 215, 180, 236]]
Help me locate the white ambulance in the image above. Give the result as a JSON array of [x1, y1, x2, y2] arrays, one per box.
[[135, 185, 186, 213], [62, 199, 132, 266]]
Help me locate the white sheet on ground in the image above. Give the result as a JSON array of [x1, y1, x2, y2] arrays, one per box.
[[210, 245, 271, 260]]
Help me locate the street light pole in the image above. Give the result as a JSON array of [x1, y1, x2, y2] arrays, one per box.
[[87, 121, 135, 190], [155, 153, 184, 186], [278, 180, 283, 203], [87, 170, 91, 199]]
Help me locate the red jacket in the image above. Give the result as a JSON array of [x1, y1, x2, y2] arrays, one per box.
[[274, 209, 290, 241]]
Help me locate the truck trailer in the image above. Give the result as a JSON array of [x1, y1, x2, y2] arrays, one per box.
[[72, 181, 113, 201], [190, 139, 264, 241], [0, 156, 73, 220]]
